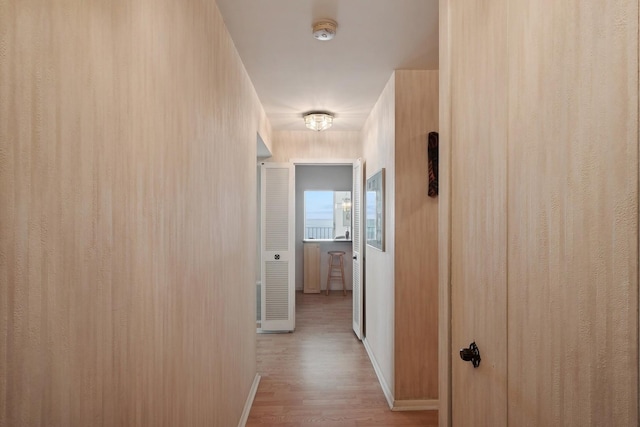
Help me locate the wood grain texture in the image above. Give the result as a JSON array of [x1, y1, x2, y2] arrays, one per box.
[[444, 1, 639, 426], [269, 131, 361, 163], [361, 74, 397, 396], [449, 0, 509, 425], [394, 70, 439, 401], [0, 0, 268, 425], [506, 1, 638, 425], [437, 0, 452, 424], [247, 292, 438, 426], [303, 243, 321, 293]]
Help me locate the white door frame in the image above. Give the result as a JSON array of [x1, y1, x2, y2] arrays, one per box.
[[351, 158, 364, 339], [291, 158, 362, 336]]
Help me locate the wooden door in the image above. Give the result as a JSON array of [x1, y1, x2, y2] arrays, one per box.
[[445, 0, 639, 425], [449, 1, 509, 425], [261, 163, 295, 332], [352, 159, 364, 339], [506, 1, 638, 424]]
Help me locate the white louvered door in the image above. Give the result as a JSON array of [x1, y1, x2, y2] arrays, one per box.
[[352, 159, 364, 339], [260, 163, 295, 332]]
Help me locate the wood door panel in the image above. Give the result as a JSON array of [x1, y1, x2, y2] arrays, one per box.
[[506, 1, 639, 425], [447, 0, 639, 425], [303, 243, 321, 293], [394, 71, 439, 400], [450, 0, 509, 425]]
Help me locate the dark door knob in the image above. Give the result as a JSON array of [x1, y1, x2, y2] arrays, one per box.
[[459, 342, 481, 368]]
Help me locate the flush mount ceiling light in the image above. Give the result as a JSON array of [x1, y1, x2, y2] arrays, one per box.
[[303, 112, 334, 131], [312, 19, 337, 41]]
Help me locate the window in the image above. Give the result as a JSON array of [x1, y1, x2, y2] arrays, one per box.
[[304, 191, 352, 239]]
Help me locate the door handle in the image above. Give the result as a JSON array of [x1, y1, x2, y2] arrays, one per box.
[[353, 255, 357, 260], [459, 342, 481, 368]]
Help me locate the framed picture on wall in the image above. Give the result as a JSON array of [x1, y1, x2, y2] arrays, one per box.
[[366, 168, 385, 251]]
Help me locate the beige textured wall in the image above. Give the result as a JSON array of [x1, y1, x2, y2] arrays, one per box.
[[448, 1, 510, 422], [506, 2, 638, 424], [361, 74, 396, 393], [441, 0, 638, 425], [0, 1, 268, 425], [269, 130, 361, 162], [394, 70, 439, 401]]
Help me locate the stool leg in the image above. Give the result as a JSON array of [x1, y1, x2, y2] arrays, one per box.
[[340, 255, 346, 296], [326, 254, 332, 296]]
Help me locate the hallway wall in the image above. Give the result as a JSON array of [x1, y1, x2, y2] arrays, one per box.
[[361, 70, 439, 406], [394, 70, 439, 401], [0, 0, 269, 425], [269, 130, 361, 162], [361, 73, 397, 396]]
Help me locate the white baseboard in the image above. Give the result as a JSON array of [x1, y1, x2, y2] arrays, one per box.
[[362, 339, 438, 412], [238, 373, 260, 427], [363, 337, 394, 409], [391, 399, 439, 411]]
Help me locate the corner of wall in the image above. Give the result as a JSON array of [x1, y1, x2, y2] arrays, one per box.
[[360, 72, 397, 396], [393, 69, 439, 401]]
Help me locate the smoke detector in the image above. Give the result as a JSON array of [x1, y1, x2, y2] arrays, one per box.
[[312, 19, 337, 41]]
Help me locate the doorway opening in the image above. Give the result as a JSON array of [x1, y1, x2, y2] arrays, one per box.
[[256, 158, 364, 338]]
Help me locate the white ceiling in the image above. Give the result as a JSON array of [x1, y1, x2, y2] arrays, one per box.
[[216, 0, 439, 131]]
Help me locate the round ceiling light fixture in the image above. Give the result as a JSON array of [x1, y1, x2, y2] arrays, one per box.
[[303, 112, 334, 131], [312, 19, 337, 41]]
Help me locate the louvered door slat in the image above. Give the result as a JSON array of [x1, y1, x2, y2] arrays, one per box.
[[265, 261, 289, 320], [261, 163, 295, 332], [265, 168, 290, 251]]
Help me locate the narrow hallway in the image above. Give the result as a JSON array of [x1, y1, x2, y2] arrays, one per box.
[[247, 292, 438, 426]]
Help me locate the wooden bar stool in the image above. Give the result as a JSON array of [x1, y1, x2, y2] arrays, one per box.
[[326, 251, 346, 296]]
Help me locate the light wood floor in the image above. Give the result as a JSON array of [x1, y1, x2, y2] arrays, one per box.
[[248, 291, 438, 426]]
